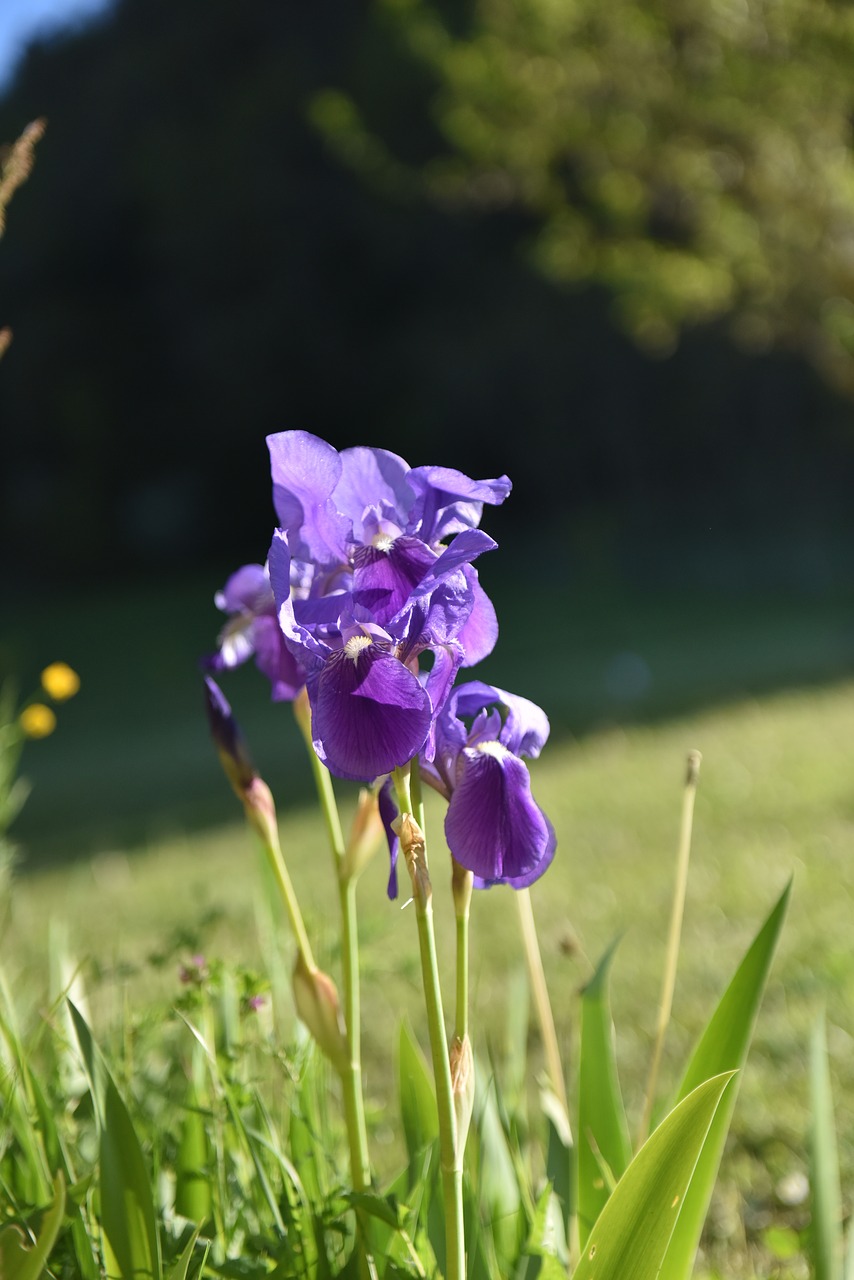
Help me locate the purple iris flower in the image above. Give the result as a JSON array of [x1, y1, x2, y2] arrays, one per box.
[[264, 434, 511, 783], [269, 528, 469, 782], [267, 431, 510, 668], [204, 562, 305, 701], [385, 681, 555, 895]]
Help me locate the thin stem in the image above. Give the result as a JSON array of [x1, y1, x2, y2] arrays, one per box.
[[260, 810, 316, 970], [339, 874, 371, 1192], [639, 749, 702, 1145], [410, 761, 426, 833], [455, 913, 469, 1043], [452, 861, 473, 1044], [293, 694, 371, 1193], [302, 732, 347, 865], [515, 887, 570, 1125], [393, 764, 465, 1280]]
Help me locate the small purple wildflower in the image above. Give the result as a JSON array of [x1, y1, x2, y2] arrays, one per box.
[[179, 954, 209, 985]]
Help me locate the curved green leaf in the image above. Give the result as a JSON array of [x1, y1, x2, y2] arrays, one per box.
[[659, 880, 790, 1280], [397, 1020, 438, 1172], [571, 1073, 734, 1280], [164, 1230, 205, 1280], [0, 1173, 66, 1280], [577, 939, 631, 1246]]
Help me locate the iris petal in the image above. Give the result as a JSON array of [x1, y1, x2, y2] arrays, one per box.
[[215, 563, 271, 614], [252, 616, 305, 701], [337, 447, 413, 536], [311, 642, 432, 782], [407, 467, 512, 542], [445, 747, 555, 886], [450, 681, 550, 759], [378, 779, 401, 899], [353, 536, 437, 626], [267, 431, 351, 565], [456, 571, 499, 667]]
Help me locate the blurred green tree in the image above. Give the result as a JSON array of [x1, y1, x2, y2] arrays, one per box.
[[314, 0, 854, 392]]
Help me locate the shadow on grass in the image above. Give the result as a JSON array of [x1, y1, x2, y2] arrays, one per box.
[[3, 547, 853, 870]]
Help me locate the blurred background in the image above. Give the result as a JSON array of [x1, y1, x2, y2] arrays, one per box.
[[2, 0, 854, 865]]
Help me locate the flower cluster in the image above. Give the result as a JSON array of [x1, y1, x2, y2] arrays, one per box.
[[206, 431, 554, 889]]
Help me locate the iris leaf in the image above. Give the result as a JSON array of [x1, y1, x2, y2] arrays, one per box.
[[659, 880, 790, 1280], [571, 1073, 734, 1280], [577, 938, 631, 1246]]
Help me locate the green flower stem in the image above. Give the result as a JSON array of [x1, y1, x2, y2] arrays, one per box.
[[338, 873, 371, 1192], [299, 718, 347, 866], [255, 796, 317, 971], [393, 764, 465, 1280], [294, 694, 371, 1194], [451, 861, 473, 1043], [639, 749, 702, 1145]]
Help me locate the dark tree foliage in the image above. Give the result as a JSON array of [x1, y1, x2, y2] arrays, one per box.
[[0, 0, 852, 590]]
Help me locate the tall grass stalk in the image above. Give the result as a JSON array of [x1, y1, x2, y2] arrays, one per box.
[[639, 749, 702, 1144]]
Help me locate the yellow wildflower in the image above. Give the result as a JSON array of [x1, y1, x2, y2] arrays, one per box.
[[20, 703, 57, 738], [41, 662, 80, 701]]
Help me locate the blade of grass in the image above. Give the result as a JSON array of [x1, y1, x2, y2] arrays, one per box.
[[164, 1229, 206, 1280], [68, 1001, 162, 1280], [639, 750, 701, 1144]]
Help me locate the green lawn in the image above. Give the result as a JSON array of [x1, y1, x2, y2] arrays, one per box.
[[4, 671, 854, 1277], [3, 562, 854, 1276]]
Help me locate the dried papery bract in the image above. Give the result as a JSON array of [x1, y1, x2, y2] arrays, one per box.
[[393, 810, 431, 905], [450, 1033, 474, 1167], [0, 119, 46, 363], [0, 119, 46, 236]]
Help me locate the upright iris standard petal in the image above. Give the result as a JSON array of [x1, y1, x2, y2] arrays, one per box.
[[267, 430, 351, 566], [407, 466, 512, 542], [451, 681, 551, 759], [310, 637, 433, 782], [336, 446, 413, 537], [445, 743, 556, 888]]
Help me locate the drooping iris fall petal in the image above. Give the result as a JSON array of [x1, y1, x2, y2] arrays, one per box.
[[309, 637, 433, 782], [444, 743, 556, 888]]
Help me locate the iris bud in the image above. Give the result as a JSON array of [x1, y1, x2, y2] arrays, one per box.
[[450, 1034, 474, 1166], [341, 787, 384, 883], [292, 953, 349, 1074]]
